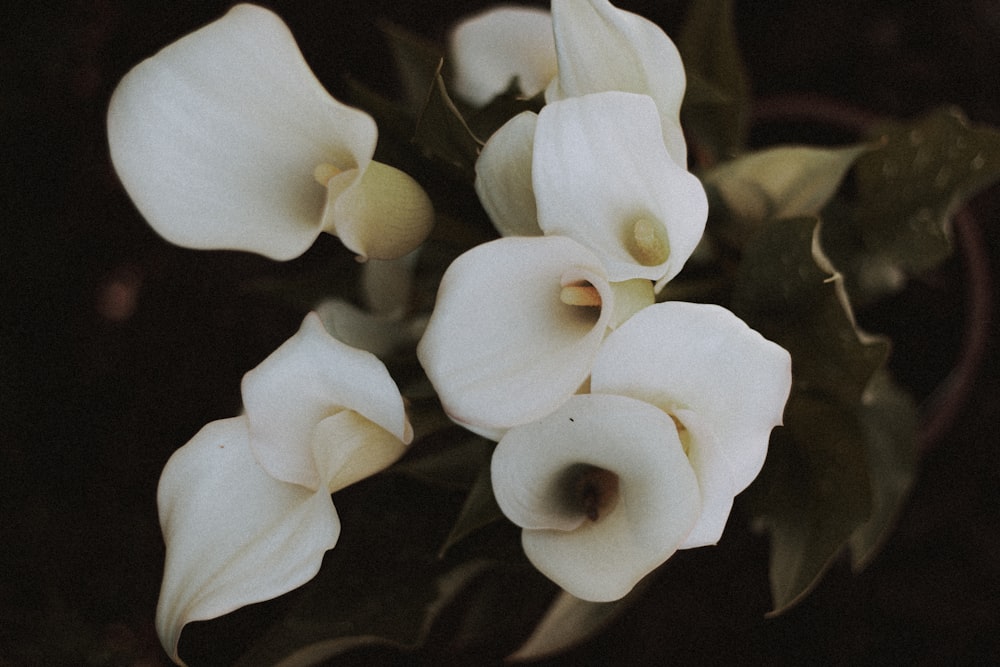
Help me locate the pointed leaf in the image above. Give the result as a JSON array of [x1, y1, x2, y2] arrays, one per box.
[[413, 64, 483, 176], [439, 460, 505, 557]]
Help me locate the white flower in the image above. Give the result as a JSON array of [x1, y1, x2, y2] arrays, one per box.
[[107, 4, 433, 261], [450, 0, 687, 163], [591, 301, 792, 547], [416, 235, 654, 440], [490, 303, 792, 601], [476, 92, 707, 290], [491, 393, 701, 601], [156, 313, 412, 665]]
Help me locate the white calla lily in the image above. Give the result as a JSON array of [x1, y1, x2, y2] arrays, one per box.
[[591, 302, 792, 547], [156, 417, 340, 666], [449, 6, 557, 106], [547, 0, 688, 165], [107, 4, 432, 261], [156, 312, 412, 664], [242, 312, 412, 490], [492, 394, 701, 601], [417, 236, 614, 439], [533, 91, 707, 288]]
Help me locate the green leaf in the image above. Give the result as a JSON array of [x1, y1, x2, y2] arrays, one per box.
[[380, 20, 446, 114], [677, 0, 749, 163], [750, 394, 872, 615], [412, 63, 483, 178], [704, 144, 871, 237], [390, 427, 493, 491], [731, 217, 889, 614], [439, 460, 505, 558], [848, 369, 919, 570], [856, 107, 1000, 268], [823, 107, 1000, 304]]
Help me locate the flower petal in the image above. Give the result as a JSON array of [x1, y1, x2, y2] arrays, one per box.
[[592, 301, 792, 494], [474, 111, 543, 237], [311, 410, 409, 493], [533, 92, 707, 285], [241, 312, 412, 489], [321, 160, 434, 261], [156, 417, 339, 666], [417, 236, 613, 435], [492, 394, 701, 601], [449, 6, 557, 106], [547, 0, 687, 164], [671, 408, 736, 548], [107, 4, 377, 260]]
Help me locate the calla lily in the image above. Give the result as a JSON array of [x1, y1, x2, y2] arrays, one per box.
[[591, 302, 792, 547], [107, 4, 433, 261], [476, 92, 707, 289], [491, 393, 701, 601], [156, 313, 412, 664], [449, 6, 557, 106], [417, 236, 637, 440], [450, 0, 687, 163]]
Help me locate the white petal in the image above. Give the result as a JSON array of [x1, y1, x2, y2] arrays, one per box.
[[547, 0, 687, 164], [474, 112, 543, 237], [321, 160, 435, 261], [533, 92, 707, 285], [107, 4, 377, 260], [671, 409, 736, 548], [449, 6, 557, 106], [311, 410, 409, 493], [592, 302, 792, 494], [492, 394, 701, 601], [241, 312, 411, 489], [156, 417, 339, 666], [417, 236, 613, 434]]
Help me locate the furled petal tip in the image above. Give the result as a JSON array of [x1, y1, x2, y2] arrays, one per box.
[[108, 3, 432, 261], [156, 417, 340, 666], [417, 236, 614, 439], [547, 0, 688, 165], [242, 312, 412, 491], [449, 6, 557, 106], [492, 394, 701, 601], [591, 301, 793, 546]]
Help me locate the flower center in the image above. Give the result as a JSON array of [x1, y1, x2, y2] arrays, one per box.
[[559, 283, 602, 307], [559, 464, 620, 523], [626, 217, 670, 266], [313, 163, 343, 186]]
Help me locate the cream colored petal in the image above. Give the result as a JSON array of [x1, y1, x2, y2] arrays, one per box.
[[107, 4, 377, 260], [311, 410, 409, 493], [474, 111, 543, 237], [449, 6, 557, 106], [492, 394, 701, 601], [241, 312, 411, 490], [671, 409, 737, 548], [547, 0, 687, 164], [608, 279, 655, 329], [417, 236, 613, 434], [156, 417, 339, 666], [533, 92, 707, 285], [592, 302, 792, 494], [321, 160, 434, 261]]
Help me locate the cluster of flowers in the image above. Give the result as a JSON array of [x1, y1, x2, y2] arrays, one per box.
[[107, 3, 792, 664]]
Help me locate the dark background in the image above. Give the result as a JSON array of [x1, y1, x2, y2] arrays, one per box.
[[3, 1, 999, 664]]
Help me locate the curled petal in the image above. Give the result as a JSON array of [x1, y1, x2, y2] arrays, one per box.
[[474, 111, 543, 237], [492, 394, 701, 601], [547, 0, 687, 164], [449, 6, 557, 106], [417, 236, 613, 436], [107, 4, 377, 260], [670, 409, 736, 548], [241, 312, 412, 489], [533, 92, 707, 286], [156, 417, 339, 666], [321, 160, 434, 261], [592, 301, 792, 495]]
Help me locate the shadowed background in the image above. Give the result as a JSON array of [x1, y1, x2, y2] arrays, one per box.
[[3, 1, 999, 664]]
